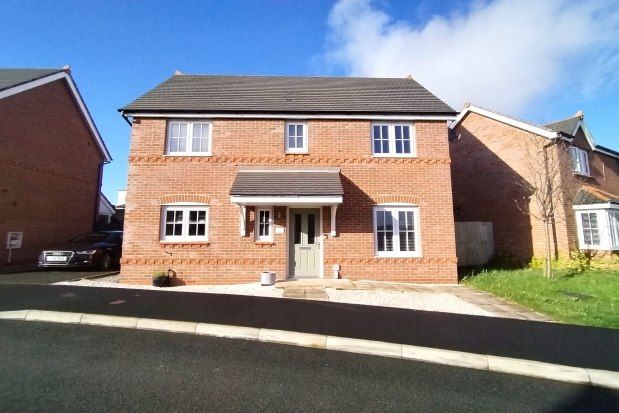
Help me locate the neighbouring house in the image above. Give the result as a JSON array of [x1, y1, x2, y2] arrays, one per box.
[[0, 68, 111, 267], [97, 193, 116, 225], [450, 104, 619, 264], [118, 73, 458, 284]]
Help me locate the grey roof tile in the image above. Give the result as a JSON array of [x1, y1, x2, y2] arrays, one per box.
[[0, 68, 63, 92], [230, 170, 343, 196], [573, 187, 619, 205], [121, 74, 455, 115], [543, 116, 581, 136]]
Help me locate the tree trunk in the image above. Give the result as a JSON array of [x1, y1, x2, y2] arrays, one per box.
[[544, 220, 553, 278]]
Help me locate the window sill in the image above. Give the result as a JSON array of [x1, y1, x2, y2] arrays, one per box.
[[371, 154, 417, 158], [159, 241, 210, 246], [375, 253, 422, 259], [163, 153, 213, 157], [285, 151, 309, 155], [573, 171, 591, 178], [255, 241, 275, 246]]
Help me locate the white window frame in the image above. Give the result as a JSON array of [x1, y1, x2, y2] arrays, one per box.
[[160, 204, 209, 242], [570, 146, 590, 176], [255, 206, 274, 242], [574, 206, 619, 250], [285, 122, 308, 154], [166, 120, 212, 156], [371, 123, 416, 157], [373, 204, 421, 257]]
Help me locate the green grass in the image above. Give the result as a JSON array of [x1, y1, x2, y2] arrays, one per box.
[[462, 268, 619, 329]]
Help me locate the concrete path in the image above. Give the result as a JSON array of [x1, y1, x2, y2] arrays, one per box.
[[278, 279, 553, 322]]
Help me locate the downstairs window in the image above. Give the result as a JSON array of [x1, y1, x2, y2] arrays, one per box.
[[373, 205, 421, 257], [161, 204, 209, 242]]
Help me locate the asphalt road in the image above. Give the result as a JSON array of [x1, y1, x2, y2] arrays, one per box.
[[0, 270, 116, 285], [1, 320, 617, 412], [1, 283, 618, 371]]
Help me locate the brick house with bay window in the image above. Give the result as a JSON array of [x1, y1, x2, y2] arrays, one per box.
[[119, 74, 458, 284], [450, 104, 619, 263]]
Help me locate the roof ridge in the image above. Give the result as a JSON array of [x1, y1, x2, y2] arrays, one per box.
[[172, 73, 421, 81], [542, 113, 582, 127]]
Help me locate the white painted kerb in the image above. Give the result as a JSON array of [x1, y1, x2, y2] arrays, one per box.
[[1, 309, 617, 389]]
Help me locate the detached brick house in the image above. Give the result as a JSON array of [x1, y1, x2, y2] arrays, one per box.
[[450, 104, 619, 263], [0, 68, 112, 267], [119, 74, 458, 284]]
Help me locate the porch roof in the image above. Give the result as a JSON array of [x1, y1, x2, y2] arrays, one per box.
[[230, 168, 343, 205], [573, 185, 619, 206]]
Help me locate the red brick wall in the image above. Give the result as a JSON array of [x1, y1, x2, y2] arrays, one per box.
[[0, 79, 104, 266], [121, 118, 457, 284], [451, 112, 619, 262]]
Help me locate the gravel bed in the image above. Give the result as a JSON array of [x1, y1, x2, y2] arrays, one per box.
[[55, 277, 493, 316], [326, 289, 493, 316], [55, 278, 283, 298]]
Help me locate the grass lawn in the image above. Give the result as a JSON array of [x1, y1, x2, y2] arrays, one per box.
[[462, 268, 619, 329]]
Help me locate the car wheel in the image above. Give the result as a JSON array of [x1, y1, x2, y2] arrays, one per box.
[[99, 253, 113, 270]]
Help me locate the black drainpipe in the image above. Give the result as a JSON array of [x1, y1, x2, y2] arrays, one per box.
[[93, 162, 104, 231]]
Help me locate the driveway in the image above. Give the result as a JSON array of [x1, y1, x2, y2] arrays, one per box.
[[0, 270, 118, 285]]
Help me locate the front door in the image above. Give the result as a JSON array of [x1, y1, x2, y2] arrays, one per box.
[[289, 208, 321, 278]]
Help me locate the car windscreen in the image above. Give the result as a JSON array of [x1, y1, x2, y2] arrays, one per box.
[[72, 233, 109, 243]]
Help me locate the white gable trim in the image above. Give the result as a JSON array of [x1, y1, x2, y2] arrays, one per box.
[[0, 71, 112, 163], [573, 121, 619, 159], [449, 105, 560, 140]]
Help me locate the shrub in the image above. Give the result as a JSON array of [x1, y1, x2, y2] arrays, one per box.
[[153, 270, 168, 280]]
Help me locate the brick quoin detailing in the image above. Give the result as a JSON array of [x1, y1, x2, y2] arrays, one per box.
[[0, 78, 105, 266], [121, 118, 458, 284]]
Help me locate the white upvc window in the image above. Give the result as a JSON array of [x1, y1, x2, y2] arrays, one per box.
[[371, 123, 415, 157], [166, 120, 212, 156], [255, 207, 274, 242], [575, 207, 619, 250], [570, 146, 590, 176], [373, 205, 421, 257], [285, 122, 308, 153], [160, 204, 209, 242]]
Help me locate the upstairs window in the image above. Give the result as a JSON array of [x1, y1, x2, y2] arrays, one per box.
[[570, 147, 589, 176], [285, 122, 308, 153], [167, 121, 212, 156], [255, 207, 274, 242], [373, 205, 421, 257], [372, 124, 415, 157], [161, 204, 209, 242]]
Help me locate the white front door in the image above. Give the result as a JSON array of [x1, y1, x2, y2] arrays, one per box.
[[289, 208, 321, 278]]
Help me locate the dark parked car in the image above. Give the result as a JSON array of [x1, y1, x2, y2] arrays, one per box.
[[38, 231, 123, 270]]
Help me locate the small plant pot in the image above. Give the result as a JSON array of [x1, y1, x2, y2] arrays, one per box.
[[153, 276, 170, 287], [261, 271, 276, 286]]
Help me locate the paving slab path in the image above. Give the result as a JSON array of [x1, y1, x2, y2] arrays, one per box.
[[279, 280, 553, 322]]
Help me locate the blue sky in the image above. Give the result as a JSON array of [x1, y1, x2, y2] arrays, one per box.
[[1, 0, 617, 201]]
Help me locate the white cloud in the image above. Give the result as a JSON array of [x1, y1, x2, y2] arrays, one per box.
[[325, 0, 619, 113]]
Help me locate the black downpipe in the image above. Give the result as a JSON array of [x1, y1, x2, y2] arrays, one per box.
[[93, 162, 104, 231]]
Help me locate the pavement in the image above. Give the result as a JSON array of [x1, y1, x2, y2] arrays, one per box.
[[0, 270, 118, 285], [0, 283, 617, 371], [1, 319, 617, 412], [277, 279, 554, 321]]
